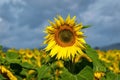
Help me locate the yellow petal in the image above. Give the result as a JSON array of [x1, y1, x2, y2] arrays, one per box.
[[56, 52, 61, 60], [66, 14, 71, 24], [71, 16, 76, 21], [54, 18, 61, 27], [77, 38, 86, 44], [77, 49, 84, 55], [44, 34, 50, 39], [46, 26, 54, 31], [43, 36, 53, 44], [69, 46, 76, 58], [74, 23, 82, 31], [45, 26, 55, 34], [76, 41, 85, 49], [76, 32, 83, 36], [69, 16, 76, 25], [56, 47, 63, 59], [50, 45, 59, 57], [48, 20, 57, 28], [76, 23, 83, 27], [45, 40, 56, 51], [43, 40, 47, 44], [58, 15, 64, 25], [75, 27, 81, 31], [61, 47, 67, 59], [66, 47, 71, 59]]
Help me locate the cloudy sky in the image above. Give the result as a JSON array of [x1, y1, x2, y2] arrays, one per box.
[[0, 0, 120, 49]]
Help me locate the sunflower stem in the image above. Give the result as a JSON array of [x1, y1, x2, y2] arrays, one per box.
[[69, 57, 76, 74]]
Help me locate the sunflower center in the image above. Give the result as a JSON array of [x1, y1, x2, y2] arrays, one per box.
[[55, 26, 76, 47], [59, 30, 73, 43]]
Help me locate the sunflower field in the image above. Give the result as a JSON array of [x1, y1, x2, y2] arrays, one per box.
[[0, 15, 120, 80]]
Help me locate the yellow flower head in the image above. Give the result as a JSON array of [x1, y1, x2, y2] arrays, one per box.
[[19, 49, 25, 55], [25, 49, 33, 58], [0, 66, 17, 80], [56, 60, 64, 68], [94, 72, 105, 80], [44, 15, 86, 59]]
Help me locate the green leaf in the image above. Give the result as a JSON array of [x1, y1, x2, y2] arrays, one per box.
[[21, 62, 34, 69], [0, 74, 6, 80], [102, 71, 120, 80], [10, 63, 22, 75], [60, 66, 93, 80], [20, 68, 28, 76], [85, 44, 106, 72], [36, 65, 51, 80], [117, 74, 120, 80], [0, 45, 3, 50], [0, 56, 3, 64], [77, 66, 93, 80], [64, 58, 93, 74], [5, 52, 20, 63], [6, 52, 19, 59], [60, 68, 76, 80]]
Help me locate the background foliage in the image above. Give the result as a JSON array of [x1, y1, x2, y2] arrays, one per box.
[[0, 45, 120, 80]]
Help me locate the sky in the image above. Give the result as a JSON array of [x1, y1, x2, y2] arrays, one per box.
[[0, 0, 120, 49]]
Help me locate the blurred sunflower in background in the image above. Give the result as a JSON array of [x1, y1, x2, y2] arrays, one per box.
[[44, 15, 86, 60], [0, 66, 17, 80]]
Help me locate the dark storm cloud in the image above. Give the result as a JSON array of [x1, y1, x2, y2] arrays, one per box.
[[79, 0, 120, 47], [17, 0, 95, 28], [0, 0, 95, 29], [0, 0, 120, 48]]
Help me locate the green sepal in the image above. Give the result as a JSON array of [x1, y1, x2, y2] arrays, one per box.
[[82, 25, 91, 29]]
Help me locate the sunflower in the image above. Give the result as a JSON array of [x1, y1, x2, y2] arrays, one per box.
[[0, 66, 17, 80], [25, 49, 34, 58], [44, 15, 86, 59], [94, 72, 105, 80]]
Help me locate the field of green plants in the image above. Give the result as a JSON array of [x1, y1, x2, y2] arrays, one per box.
[[0, 45, 120, 80]]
